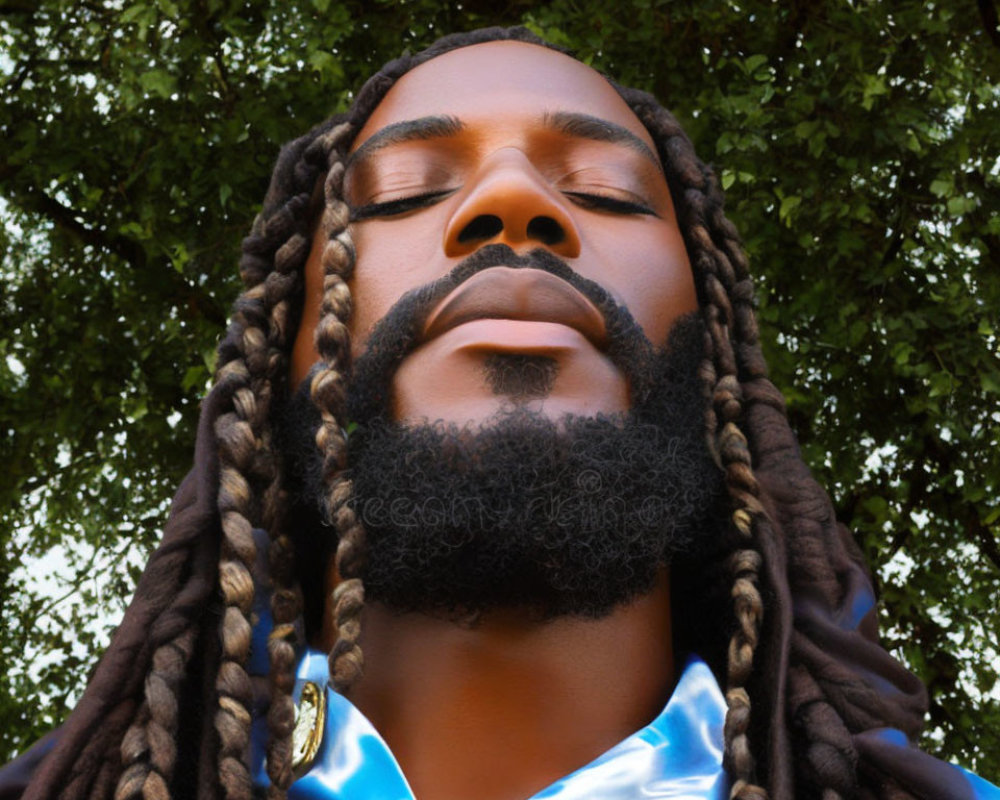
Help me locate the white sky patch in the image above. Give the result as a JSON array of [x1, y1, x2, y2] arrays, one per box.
[[862, 441, 899, 477], [881, 546, 916, 584], [7, 530, 146, 704], [5, 354, 25, 376]]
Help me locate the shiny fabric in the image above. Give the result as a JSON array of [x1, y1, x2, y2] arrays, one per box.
[[530, 657, 727, 800], [964, 768, 1000, 799]]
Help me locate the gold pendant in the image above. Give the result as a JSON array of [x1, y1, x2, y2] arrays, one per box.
[[291, 680, 326, 775]]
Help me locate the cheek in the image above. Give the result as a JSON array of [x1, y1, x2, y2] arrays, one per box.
[[347, 218, 443, 356], [585, 225, 697, 347]]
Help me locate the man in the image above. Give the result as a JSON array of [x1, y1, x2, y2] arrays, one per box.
[[5, 26, 998, 800]]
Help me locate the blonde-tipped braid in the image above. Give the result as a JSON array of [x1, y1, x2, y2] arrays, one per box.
[[261, 177, 321, 800], [705, 276, 768, 800], [253, 129, 344, 798], [214, 371, 265, 799], [114, 628, 197, 800], [262, 264, 304, 796], [304, 123, 368, 695]]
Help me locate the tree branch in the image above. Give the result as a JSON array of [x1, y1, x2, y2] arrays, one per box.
[[917, 426, 1000, 574], [21, 183, 146, 265], [969, 516, 1000, 572], [978, 0, 1000, 50], [1, 166, 227, 326], [0, 0, 38, 13]]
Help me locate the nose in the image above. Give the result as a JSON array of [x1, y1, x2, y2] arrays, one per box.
[[443, 149, 582, 259]]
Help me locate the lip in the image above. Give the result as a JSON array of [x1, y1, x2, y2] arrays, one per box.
[[422, 267, 607, 349]]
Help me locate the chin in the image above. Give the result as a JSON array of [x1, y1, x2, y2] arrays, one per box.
[[390, 337, 631, 425]]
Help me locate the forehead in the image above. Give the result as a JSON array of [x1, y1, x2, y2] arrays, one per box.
[[351, 40, 658, 156]]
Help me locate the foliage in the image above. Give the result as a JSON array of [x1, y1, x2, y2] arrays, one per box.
[[2, 0, 998, 781]]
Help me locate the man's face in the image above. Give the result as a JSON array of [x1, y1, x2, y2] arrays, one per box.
[[291, 41, 696, 424]]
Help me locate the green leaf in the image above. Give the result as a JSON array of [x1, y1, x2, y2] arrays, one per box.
[[981, 370, 1000, 395], [138, 69, 176, 99], [929, 178, 954, 198], [861, 73, 888, 110], [779, 195, 802, 223], [947, 196, 975, 216], [745, 54, 768, 74]]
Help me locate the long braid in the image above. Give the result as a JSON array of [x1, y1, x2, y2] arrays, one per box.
[[703, 166, 868, 797], [212, 356, 270, 799], [305, 123, 368, 694], [114, 627, 197, 799], [698, 192, 771, 800], [209, 202, 308, 799], [259, 157, 325, 799], [700, 231, 768, 800]]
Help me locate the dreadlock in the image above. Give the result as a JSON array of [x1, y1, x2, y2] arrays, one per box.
[[21, 25, 929, 800]]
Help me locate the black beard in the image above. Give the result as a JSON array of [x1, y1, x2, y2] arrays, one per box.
[[349, 316, 723, 620], [278, 247, 726, 622]]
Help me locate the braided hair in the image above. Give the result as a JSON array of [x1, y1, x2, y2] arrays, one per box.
[[22, 26, 929, 800]]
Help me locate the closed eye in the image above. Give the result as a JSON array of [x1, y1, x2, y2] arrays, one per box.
[[350, 188, 457, 221], [562, 191, 658, 217]]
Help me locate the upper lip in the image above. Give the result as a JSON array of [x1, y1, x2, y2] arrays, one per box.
[[422, 267, 607, 348]]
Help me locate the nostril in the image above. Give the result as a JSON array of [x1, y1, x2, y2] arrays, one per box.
[[526, 216, 565, 246], [458, 214, 503, 244]]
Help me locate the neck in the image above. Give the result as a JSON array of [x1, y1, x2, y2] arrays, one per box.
[[318, 571, 674, 800]]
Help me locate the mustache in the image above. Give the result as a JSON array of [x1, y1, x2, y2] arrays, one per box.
[[346, 244, 656, 424]]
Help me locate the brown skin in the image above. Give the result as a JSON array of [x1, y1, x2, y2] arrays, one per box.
[[294, 42, 699, 799], [344, 578, 674, 800]]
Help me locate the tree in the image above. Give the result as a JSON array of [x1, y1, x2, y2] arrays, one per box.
[[2, 0, 998, 781]]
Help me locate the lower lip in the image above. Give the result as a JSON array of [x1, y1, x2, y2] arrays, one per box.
[[427, 318, 594, 353]]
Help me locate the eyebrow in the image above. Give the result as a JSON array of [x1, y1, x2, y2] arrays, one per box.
[[346, 115, 465, 170], [345, 110, 661, 170], [542, 111, 660, 166]]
